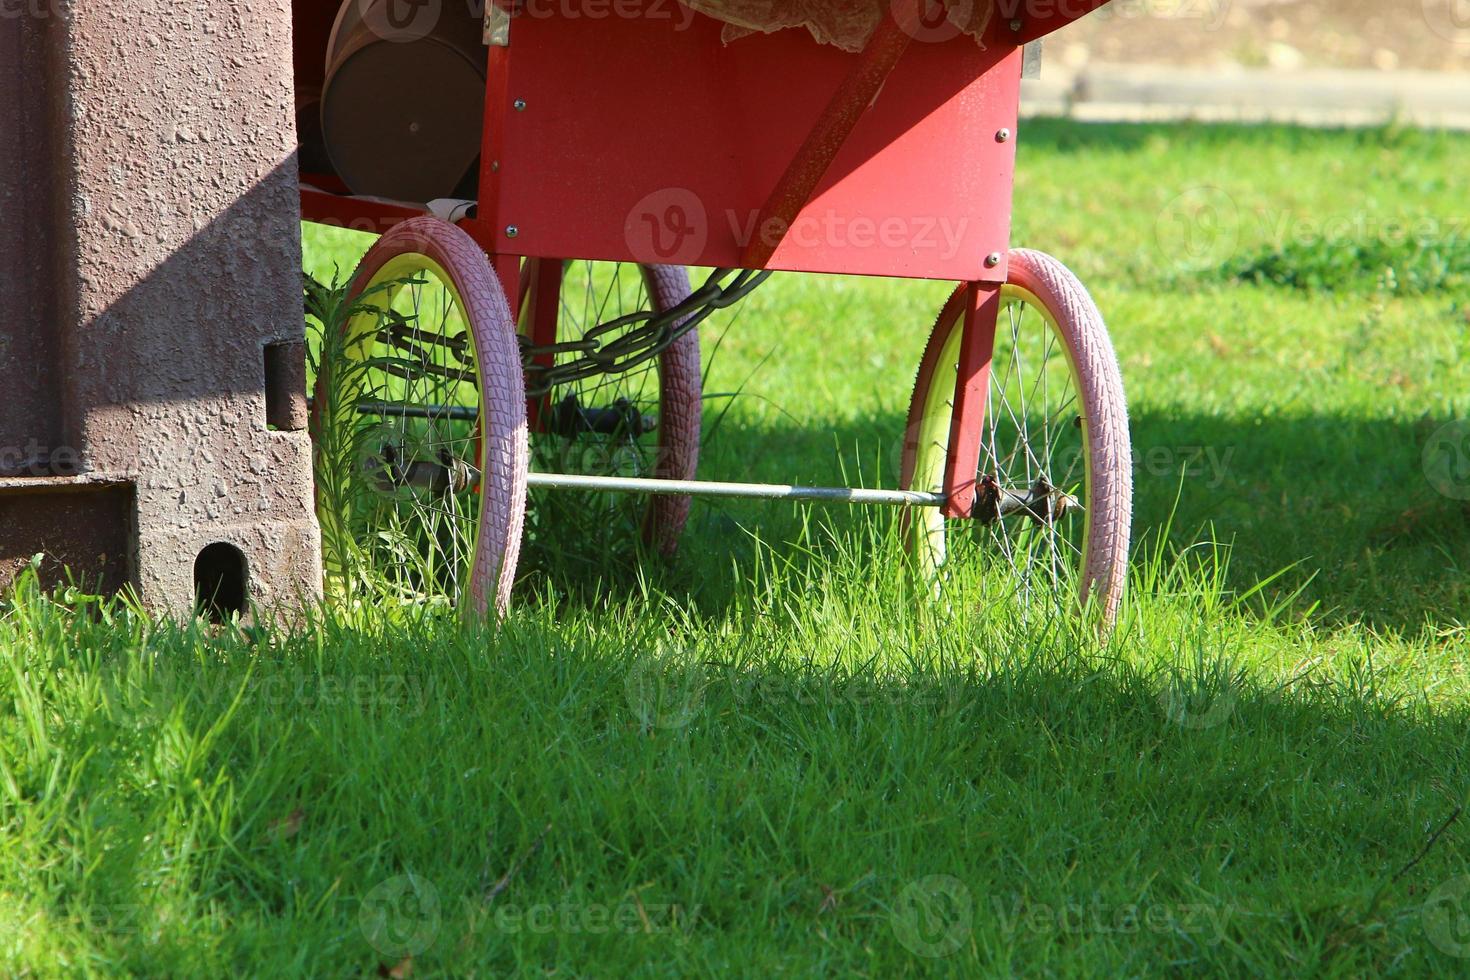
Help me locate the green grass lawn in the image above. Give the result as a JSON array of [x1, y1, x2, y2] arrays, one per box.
[[5, 120, 1470, 976]]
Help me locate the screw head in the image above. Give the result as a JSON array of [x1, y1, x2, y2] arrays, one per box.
[[996, 128, 1011, 143], [505, 225, 519, 239], [513, 98, 527, 111], [985, 252, 1002, 268], [1009, 18, 1022, 31]]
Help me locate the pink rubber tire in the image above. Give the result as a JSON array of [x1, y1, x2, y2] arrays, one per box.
[[336, 217, 529, 619], [638, 264, 701, 555], [900, 249, 1132, 622]]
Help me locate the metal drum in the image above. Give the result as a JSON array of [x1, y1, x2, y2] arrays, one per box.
[[320, 0, 485, 202]]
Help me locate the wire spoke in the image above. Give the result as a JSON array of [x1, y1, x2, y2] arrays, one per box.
[[327, 267, 485, 605], [958, 289, 1087, 613]]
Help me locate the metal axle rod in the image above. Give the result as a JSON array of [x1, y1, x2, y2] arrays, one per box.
[[526, 472, 946, 507]]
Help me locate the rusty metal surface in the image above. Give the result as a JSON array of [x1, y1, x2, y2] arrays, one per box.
[[0, 14, 64, 463], [0, 484, 133, 599], [265, 341, 310, 432], [0, 2, 322, 617]]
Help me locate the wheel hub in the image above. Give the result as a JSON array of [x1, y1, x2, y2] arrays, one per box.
[[973, 474, 1080, 526]]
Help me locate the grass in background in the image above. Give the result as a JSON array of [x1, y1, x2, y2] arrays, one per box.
[[3, 120, 1470, 974], [1218, 233, 1470, 295]]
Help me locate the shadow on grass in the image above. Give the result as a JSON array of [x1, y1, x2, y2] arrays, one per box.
[[16, 596, 1468, 974], [523, 406, 1470, 634]]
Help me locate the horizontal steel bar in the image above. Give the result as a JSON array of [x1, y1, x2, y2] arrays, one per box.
[[526, 472, 946, 507], [355, 400, 479, 422], [305, 397, 480, 423]]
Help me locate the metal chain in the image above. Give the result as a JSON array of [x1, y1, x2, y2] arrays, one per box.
[[519, 267, 771, 398], [325, 266, 771, 403]]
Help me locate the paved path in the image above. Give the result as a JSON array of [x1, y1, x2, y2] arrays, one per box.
[[1021, 63, 1470, 130]]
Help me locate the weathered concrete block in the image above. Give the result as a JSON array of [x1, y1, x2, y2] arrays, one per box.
[[0, 0, 321, 618]]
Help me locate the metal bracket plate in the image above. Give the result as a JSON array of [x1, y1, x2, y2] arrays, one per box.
[[485, 3, 510, 46], [1022, 40, 1043, 80]]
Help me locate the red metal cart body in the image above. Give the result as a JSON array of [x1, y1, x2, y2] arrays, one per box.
[[296, 0, 1131, 621], [303, 1, 1106, 282], [482, 3, 1020, 282]]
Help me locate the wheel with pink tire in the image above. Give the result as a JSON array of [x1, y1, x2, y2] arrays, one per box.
[[900, 249, 1132, 622], [519, 260, 700, 568], [312, 216, 528, 619]]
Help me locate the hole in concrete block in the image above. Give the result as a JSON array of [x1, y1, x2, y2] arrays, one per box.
[[194, 542, 248, 623], [264, 340, 308, 431]]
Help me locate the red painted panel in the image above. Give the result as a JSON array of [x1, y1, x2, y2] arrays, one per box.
[[299, 186, 425, 232], [942, 282, 1000, 518], [493, 3, 1021, 281]]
